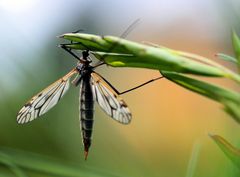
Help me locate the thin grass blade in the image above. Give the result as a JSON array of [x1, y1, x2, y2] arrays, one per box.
[[0, 152, 28, 177], [210, 134, 240, 169], [59, 33, 234, 78], [0, 147, 124, 177], [161, 71, 240, 122], [185, 141, 201, 177], [232, 31, 240, 71], [216, 53, 238, 63]]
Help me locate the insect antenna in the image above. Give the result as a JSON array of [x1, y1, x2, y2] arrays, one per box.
[[107, 18, 140, 52], [72, 29, 85, 33], [94, 18, 141, 64]]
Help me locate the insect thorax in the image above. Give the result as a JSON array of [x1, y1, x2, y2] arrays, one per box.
[[76, 62, 92, 76]]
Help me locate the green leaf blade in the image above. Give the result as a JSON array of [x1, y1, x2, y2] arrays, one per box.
[[222, 100, 240, 123], [217, 53, 238, 63], [161, 71, 240, 122], [210, 134, 240, 169], [0, 147, 120, 177], [161, 71, 240, 103], [232, 31, 240, 70], [59, 33, 233, 77]]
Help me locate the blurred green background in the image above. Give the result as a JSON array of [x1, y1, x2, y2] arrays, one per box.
[[0, 0, 240, 176]]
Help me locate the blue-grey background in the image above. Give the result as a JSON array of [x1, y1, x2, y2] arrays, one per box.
[[0, 0, 239, 176]]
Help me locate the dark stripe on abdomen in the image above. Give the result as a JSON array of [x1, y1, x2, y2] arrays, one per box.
[[80, 75, 94, 153]]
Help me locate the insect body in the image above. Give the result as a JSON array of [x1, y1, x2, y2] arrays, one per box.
[[17, 50, 132, 159]]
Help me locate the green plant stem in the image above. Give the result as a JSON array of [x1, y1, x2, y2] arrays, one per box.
[[185, 141, 201, 177], [0, 152, 28, 177], [59, 33, 233, 78]]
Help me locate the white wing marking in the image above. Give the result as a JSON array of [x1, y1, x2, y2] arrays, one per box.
[[90, 72, 132, 124], [17, 69, 77, 124]]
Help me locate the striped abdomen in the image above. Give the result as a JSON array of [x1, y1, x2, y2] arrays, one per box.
[[79, 74, 94, 159]]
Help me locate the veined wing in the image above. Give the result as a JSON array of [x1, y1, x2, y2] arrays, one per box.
[[17, 69, 78, 124], [91, 72, 132, 124]]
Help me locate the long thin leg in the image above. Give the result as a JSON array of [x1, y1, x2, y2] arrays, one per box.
[[93, 71, 164, 95], [59, 44, 81, 61], [93, 61, 106, 68], [119, 76, 164, 95]]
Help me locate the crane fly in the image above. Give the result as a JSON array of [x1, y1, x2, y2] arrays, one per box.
[[17, 20, 138, 160], [17, 48, 133, 159], [17, 20, 164, 160]]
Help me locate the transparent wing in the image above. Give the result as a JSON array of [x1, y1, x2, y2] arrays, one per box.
[[91, 72, 132, 124], [17, 69, 77, 124]]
